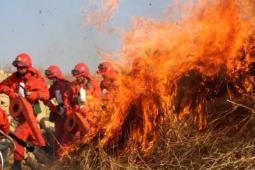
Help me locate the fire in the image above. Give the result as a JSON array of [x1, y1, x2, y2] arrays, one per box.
[[75, 0, 255, 157]]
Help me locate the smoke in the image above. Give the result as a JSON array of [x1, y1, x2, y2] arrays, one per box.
[[81, 0, 120, 31]]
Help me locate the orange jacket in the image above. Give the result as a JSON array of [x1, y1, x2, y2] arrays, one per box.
[[100, 71, 118, 102], [71, 77, 101, 110], [0, 67, 49, 103], [46, 78, 73, 116], [100, 76, 117, 91]]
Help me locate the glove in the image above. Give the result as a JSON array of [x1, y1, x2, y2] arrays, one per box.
[[49, 111, 57, 122], [0, 86, 17, 99], [65, 109, 72, 117], [9, 92, 18, 99], [26, 143, 35, 152], [26, 92, 38, 102], [0, 85, 10, 94], [73, 105, 80, 112]]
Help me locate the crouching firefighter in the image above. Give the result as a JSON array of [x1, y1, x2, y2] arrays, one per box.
[[0, 53, 49, 170], [44, 65, 73, 158]]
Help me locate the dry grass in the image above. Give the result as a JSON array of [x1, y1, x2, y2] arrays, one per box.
[[54, 96, 255, 170]]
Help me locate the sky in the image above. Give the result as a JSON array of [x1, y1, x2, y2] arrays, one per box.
[[0, 0, 171, 73]]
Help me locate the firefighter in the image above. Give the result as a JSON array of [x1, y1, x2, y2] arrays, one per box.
[[44, 65, 73, 158], [96, 61, 117, 100], [0, 53, 49, 170], [95, 61, 118, 130], [71, 63, 101, 109], [70, 63, 101, 136]]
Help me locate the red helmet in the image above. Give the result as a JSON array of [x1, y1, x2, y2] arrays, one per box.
[[72, 63, 91, 78], [45, 65, 63, 79], [97, 61, 114, 75], [12, 53, 32, 68]]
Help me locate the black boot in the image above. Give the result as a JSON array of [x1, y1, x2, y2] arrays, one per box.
[[11, 160, 22, 170]]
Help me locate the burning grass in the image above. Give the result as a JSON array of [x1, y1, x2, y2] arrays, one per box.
[[55, 100, 255, 169], [55, 0, 255, 169]]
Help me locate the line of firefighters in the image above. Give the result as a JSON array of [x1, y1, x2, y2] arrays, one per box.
[[0, 53, 117, 170]]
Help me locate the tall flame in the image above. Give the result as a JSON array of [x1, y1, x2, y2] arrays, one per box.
[[79, 0, 255, 157]]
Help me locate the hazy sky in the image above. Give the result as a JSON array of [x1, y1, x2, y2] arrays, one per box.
[[0, 0, 170, 73]]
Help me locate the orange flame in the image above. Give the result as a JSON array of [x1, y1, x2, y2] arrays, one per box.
[[76, 0, 255, 157]]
